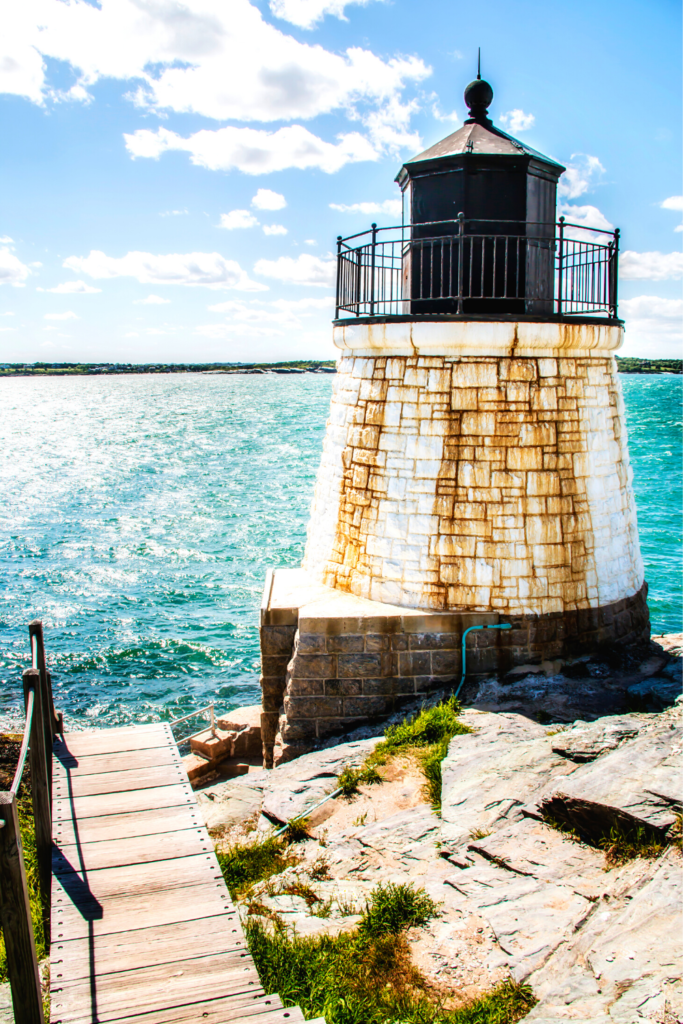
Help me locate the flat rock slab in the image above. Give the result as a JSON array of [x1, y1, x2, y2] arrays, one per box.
[[445, 863, 592, 981], [523, 849, 683, 1022], [469, 818, 606, 898], [440, 711, 572, 856], [196, 739, 377, 828], [550, 715, 643, 762], [538, 710, 683, 838]]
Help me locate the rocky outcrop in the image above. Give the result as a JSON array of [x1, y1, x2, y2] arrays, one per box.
[[199, 691, 682, 1020]]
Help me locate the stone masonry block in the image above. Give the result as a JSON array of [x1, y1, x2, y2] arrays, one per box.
[[338, 652, 387, 678], [399, 650, 431, 676], [343, 696, 393, 718], [284, 696, 343, 719], [293, 654, 337, 678], [297, 633, 327, 654], [326, 634, 365, 653], [325, 679, 362, 696], [260, 625, 297, 656]]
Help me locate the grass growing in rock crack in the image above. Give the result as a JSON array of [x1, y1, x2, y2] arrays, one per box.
[[217, 836, 299, 899], [337, 763, 383, 797], [364, 696, 471, 812], [246, 879, 535, 1024], [542, 812, 677, 868], [599, 821, 670, 867]]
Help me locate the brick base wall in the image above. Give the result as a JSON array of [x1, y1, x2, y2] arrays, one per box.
[[261, 581, 649, 764]]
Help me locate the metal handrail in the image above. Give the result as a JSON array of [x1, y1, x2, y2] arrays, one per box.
[[169, 702, 216, 738]]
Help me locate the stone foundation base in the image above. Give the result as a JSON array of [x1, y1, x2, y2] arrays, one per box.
[[259, 568, 650, 766]]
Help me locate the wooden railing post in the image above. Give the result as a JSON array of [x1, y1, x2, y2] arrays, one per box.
[[23, 668, 52, 943], [0, 793, 46, 1024]]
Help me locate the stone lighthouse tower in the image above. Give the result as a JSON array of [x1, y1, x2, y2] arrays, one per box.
[[259, 72, 649, 765]]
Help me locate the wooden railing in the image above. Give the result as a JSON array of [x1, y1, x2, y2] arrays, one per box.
[[0, 621, 62, 1024]]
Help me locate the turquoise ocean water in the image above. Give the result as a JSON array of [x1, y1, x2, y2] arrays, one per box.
[[1, 372, 681, 731]]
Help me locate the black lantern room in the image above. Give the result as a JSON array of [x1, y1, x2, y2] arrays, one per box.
[[395, 72, 565, 316]]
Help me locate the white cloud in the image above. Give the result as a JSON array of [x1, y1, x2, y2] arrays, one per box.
[[0, 235, 14, 244], [0, 247, 30, 287], [558, 154, 605, 200], [3, 0, 428, 133], [304, 239, 317, 246], [330, 198, 402, 217], [620, 251, 683, 281], [660, 196, 683, 233], [125, 124, 378, 174], [499, 109, 535, 132], [252, 189, 286, 211], [135, 294, 171, 304], [262, 224, 288, 236], [0, 327, 16, 332], [559, 204, 613, 232], [219, 209, 259, 230], [47, 280, 101, 293], [44, 311, 79, 320], [620, 295, 683, 357], [254, 253, 335, 287], [269, 0, 375, 29], [160, 209, 188, 217], [1, 312, 15, 316], [63, 250, 268, 291]]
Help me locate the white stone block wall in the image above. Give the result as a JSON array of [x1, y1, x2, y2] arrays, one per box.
[[303, 341, 644, 616]]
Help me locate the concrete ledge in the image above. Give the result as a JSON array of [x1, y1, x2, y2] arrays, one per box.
[[333, 319, 623, 358]]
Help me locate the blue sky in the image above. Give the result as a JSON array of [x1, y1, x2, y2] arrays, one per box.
[[0, 0, 680, 363]]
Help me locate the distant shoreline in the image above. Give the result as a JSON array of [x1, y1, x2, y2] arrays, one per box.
[[0, 357, 680, 377]]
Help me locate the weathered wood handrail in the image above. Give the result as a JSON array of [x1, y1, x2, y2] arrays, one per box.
[[0, 621, 62, 1024]]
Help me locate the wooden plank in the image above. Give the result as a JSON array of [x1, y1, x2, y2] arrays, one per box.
[[57, 993, 297, 1024], [57, 726, 172, 758], [51, 917, 249, 980], [53, 783, 195, 821], [52, 882, 236, 940], [53, 804, 203, 846], [51, 957, 263, 1022], [53, 828, 212, 872], [54, 853, 225, 901], [53, 765, 188, 799], [53, 745, 182, 779]]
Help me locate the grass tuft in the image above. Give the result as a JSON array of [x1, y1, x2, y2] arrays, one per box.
[[337, 763, 383, 798], [599, 820, 669, 867], [359, 881, 439, 937], [369, 696, 470, 766], [217, 836, 298, 900]]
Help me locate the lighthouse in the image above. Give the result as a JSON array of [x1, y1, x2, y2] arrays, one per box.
[[259, 71, 649, 766]]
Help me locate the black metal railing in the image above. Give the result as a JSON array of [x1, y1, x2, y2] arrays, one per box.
[[335, 216, 620, 320]]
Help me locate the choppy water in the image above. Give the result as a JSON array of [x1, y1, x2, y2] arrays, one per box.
[[0, 372, 680, 731]]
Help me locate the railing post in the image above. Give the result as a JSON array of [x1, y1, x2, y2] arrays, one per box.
[[369, 222, 377, 317], [23, 668, 51, 944], [335, 236, 342, 319], [611, 227, 620, 318], [457, 212, 465, 314], [557, 216, 565, 316], [0, 792, 46, 1024]]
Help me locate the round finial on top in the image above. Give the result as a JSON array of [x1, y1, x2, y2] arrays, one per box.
[[464, 48, 493, 125]]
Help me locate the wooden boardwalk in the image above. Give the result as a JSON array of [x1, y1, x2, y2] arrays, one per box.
[[50, 723, 306, 1024]]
